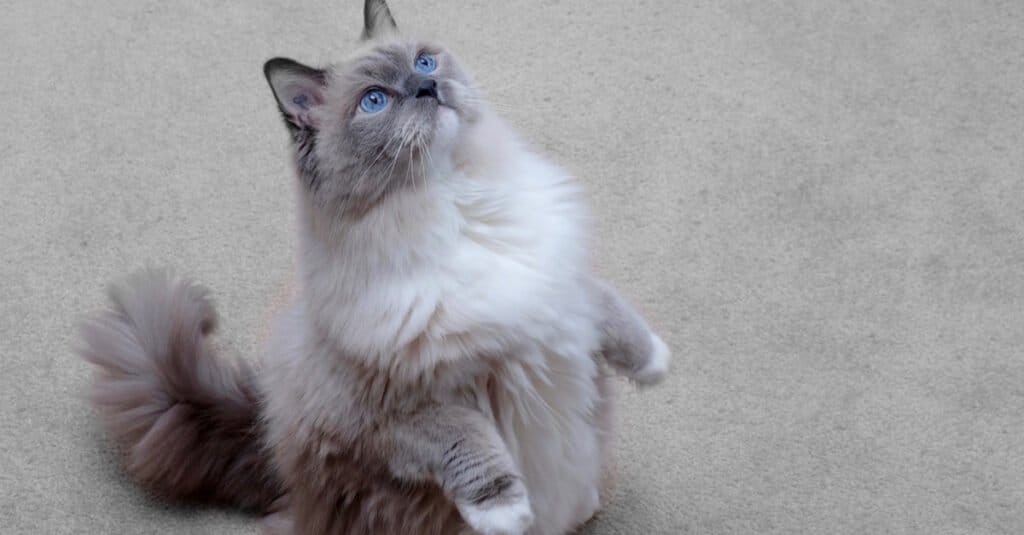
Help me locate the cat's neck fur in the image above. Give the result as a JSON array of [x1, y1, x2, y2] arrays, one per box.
[[293, 109, 534, 378]]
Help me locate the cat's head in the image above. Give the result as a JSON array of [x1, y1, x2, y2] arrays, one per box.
[[264, 0, 480, 212]]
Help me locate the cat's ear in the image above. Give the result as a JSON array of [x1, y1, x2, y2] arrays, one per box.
[[263, 57, 327, 131], [362, 0, 398, 40]]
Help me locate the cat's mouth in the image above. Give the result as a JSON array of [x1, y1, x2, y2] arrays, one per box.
[[400, 103, 459, 162], [412, 93, 447, 108], [413, 97, 457, 127]]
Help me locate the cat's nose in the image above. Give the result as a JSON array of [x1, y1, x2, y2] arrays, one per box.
[[415, 79, 438, 99]]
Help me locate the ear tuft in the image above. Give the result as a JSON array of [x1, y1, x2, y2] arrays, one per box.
[[362, 0, 398, 40], [263, 58, 327, 131]]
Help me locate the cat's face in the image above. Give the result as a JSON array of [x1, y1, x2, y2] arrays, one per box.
[[264, 0, 480, 212]]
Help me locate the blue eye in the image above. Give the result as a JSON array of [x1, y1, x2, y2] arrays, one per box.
[[414, 53, 436, 73], [359, 89, 388, 113]]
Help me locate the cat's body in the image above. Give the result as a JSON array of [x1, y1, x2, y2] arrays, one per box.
[[76, 2, 669, 534], [262, 109, 612, 533]]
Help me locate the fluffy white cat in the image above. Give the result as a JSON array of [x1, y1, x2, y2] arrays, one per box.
[[76, 2, 670, 534]]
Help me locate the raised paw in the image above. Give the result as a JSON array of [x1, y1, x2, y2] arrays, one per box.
[[457, 479, 534, 535], [631, 332, 671, 386]]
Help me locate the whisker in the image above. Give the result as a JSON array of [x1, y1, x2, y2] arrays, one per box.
[[411, 133, 423, 195], [420, 135, 438, 183], [352, 130, 401, 195], [383, 116, 416, 189], [354, 113, 418, 194], [417, 135, 429, 191]]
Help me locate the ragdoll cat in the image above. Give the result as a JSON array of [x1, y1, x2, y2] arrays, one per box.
[[75, 1, 670, 534]]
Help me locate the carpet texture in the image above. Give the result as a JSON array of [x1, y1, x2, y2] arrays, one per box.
[[2, 1, 1023, 533]]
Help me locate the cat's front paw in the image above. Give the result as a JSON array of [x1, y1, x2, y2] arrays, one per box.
[[457, 480, 534, 535], [459, 497, 533, 535], [632, 332, 671, 386]]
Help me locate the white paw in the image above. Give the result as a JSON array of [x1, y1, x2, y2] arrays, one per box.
[[633, 332, 671, 385], [458, 496, 534, 535]]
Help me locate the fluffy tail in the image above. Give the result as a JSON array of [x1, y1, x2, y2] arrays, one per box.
[[75, 269, 283, 512]]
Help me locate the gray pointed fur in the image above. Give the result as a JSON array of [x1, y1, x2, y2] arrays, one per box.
[[74, 269, 284, 511], [362, 0, 398, 40]]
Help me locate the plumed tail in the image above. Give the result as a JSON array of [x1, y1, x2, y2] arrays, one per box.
[[75, 269, 283, 511]]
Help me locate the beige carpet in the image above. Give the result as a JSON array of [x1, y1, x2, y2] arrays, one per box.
[[2, 1, 1023, 533]]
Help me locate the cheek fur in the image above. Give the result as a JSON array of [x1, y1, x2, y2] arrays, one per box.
[[431, 107, 460, 154], [440, 78, 480, 123]]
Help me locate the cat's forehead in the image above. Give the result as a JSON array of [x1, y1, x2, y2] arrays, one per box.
[[338, 39, 439, 82]]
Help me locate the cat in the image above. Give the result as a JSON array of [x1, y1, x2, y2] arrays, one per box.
[[75, 1, 671, 534]]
